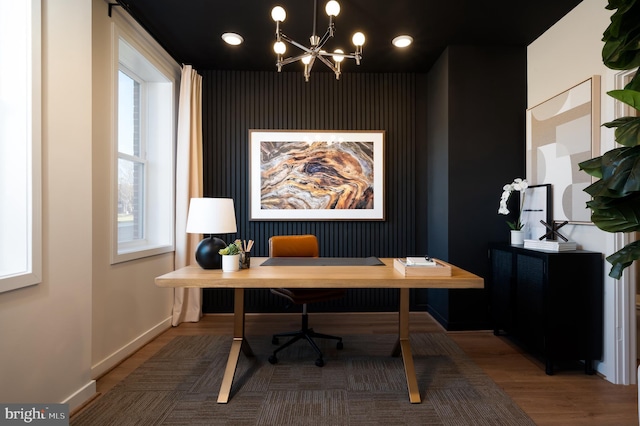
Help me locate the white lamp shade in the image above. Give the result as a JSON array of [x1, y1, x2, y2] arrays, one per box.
[[186, 198, 237, 234]]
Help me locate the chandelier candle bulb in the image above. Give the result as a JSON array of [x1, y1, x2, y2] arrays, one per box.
[[352, 32, 365, 46], [271, 6, 286, 22], [274, 41, 286, 55], [325, 1, 340, 16]]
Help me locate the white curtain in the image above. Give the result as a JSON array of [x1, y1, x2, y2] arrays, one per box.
[[172, 65, 203, 326]]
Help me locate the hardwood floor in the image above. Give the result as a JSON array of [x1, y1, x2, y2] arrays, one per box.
[[79, 312, 638, 425]]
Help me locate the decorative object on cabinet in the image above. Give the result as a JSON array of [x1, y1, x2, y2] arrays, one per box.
[[578, 1, 640, 279], [489, 243, 603, 375], [510, 230, 524, 245], [520, 184, 552, 240], [523, 238, 576, 252], [498, 177, 528, 231], [526, 76, 601, 223], [249, 130, 385, 221], [539, 220, 569, 241]]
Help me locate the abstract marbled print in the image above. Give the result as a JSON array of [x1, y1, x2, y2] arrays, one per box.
[[260, 141, 374, 210]]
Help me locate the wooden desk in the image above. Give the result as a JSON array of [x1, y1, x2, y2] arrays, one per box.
[[155, 257, 484, 404]]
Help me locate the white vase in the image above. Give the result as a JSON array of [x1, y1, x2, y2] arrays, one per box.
[[510, 230, 525, 245], [222, 254, 240, 272]]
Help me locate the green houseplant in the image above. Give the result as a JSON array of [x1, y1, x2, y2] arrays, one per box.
[[218, 241, 241, 256], [578, 0, 640, 279]]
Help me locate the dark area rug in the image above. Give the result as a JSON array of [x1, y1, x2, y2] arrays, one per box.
[[71, 333, 534, 425]]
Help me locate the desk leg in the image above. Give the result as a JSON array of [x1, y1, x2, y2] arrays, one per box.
[[398, 288, 421, 404], [217, 288, 253, 404]]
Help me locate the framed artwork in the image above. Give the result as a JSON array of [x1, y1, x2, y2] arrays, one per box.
[[520, 184, 552, 240], [526, 76, 600, 223], [249, 130, 385, 220]]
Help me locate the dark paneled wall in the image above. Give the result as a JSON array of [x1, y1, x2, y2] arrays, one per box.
[[201, 70, 426, 313], [425, 46, 527, 330]]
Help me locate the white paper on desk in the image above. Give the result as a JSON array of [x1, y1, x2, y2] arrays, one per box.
[[406, 257, 436, 266]]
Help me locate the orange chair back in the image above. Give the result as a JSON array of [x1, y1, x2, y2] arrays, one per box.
[[269, 235, 319, 258]]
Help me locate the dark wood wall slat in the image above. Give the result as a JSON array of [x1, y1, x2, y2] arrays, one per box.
[[201, 70, 420, 313]]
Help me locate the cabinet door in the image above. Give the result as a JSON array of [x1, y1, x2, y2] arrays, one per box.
[[490, 249, 514, 333], [514, 253, 546, 353]]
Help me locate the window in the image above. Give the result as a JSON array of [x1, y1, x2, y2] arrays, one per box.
[[0, 0, 41, 292], [112, 16, 177, 263], [118, 69, 145, 244]]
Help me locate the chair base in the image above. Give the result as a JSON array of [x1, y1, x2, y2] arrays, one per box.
[[268, 313, 343, 367]]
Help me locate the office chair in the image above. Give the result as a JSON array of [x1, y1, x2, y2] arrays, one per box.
[[267, 235, 345, 367]]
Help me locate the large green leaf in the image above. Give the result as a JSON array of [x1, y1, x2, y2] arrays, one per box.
[[581, 145, 640, 233], [602, 0, 640, 70], [614, 116, 640, 147], [604, 89, 640, 147], [607, 89, 640, 110], [606, 240, 640, 278], [587, 192, 640, 233], [625, 69, 640, 91], [584, 146, 640, 197], [579, 156, 604, 179]]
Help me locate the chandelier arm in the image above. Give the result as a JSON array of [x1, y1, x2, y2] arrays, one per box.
[[316, 28, 334, 50], [316, 54, 338, 72], [278, 53, 313, 67], [271, 1, 363, 81], [317, 51, 358, 59], [279, 33, 314, 54]]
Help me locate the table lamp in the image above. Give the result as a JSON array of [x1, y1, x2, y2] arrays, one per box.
[[186, 197, 238, 269]]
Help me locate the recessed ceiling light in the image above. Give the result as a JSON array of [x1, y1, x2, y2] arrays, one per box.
[[392, 35, 413, 48], [221, 32, 244, 46]]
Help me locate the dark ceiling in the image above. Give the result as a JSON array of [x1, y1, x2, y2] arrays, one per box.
[[116, 0, 583, 73]]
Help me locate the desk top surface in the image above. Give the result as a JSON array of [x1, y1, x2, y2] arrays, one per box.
[[155, 257, 484, 289]]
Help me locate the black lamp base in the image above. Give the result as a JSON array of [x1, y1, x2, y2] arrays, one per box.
[[195, 236, 226, 269]]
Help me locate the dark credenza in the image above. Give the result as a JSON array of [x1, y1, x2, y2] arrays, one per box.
[[488, 243, 603, 375]]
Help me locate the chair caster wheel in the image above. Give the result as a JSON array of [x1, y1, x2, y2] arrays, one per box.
[[337, 341, 344, 350], [268, 355, 278, 364], [315, 358, 324, 367], [272, 337, 279, 345]]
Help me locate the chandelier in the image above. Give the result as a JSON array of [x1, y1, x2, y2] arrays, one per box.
[[271, 0, 365, 82]]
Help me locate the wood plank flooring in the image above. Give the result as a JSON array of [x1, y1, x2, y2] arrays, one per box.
[[79, 312, 638, 425]]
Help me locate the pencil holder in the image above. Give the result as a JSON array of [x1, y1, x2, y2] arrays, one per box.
[[240, 251, 251, 269]]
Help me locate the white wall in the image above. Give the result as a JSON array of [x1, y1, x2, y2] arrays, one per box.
[[90, 0, 176, 380], [0, 0, 176, 410], [0, 0, 94, 407], [528, 1, 629, 383]]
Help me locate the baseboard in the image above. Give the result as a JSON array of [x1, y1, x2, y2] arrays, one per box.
[[91, 316, 172, 379], [63, 379, 96, 412]]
